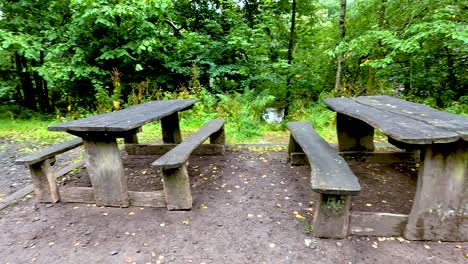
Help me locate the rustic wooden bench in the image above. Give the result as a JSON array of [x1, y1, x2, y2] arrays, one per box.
[[287, 121, 361, 238], [15, 137, 84, 203], [153, 119, 225, 210]]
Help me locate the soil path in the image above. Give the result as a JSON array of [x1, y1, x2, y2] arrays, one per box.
[[0, 142, 466, 263]]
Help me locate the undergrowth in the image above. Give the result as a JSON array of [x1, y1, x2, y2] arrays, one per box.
[[2, 64, 465, 146]]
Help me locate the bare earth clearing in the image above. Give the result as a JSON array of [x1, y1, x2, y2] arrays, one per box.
[[0, 138, 466, 263]]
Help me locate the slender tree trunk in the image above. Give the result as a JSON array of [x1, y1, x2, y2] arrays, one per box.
[[446, 47, 456, 92], [334, 0, 347, 92], [284, 0, 297, 117], [15, 52, 37, 110], [40, 51, 50, 112], [367, 0, 386, 92]]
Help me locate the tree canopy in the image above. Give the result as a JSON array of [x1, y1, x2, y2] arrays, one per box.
[[0, 0, 466, 114]]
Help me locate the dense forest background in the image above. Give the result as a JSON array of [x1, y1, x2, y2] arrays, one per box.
[[0, 0, 466, 120]]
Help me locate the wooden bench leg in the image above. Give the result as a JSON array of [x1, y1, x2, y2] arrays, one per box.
[[161, 112, 182, 144], [404, 141, 468, 241], [336, 113, 375, 152], [161, 163, 192, 210], [209, 125, 225, 145], [312, 194, 351, 238], [29, 159, 59, 203], [83, 138, 129, 207], [288, 135, 307, 165]]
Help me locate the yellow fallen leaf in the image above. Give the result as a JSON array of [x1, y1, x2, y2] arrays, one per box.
[[366, 203, 372, 207], [182, 220, 189, 225], [295, 214, 305, 220], [201, 204, 208, 209]]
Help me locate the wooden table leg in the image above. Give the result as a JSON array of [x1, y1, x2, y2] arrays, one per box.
[[124, 127, 142, 144], [336, 113, 375, 151], [404, 140, 468, 241], [82, 137, 129, 207], [161, 112, 182, 143]]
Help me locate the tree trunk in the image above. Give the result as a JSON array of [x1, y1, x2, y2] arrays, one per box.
[[367, 0, 386, 92], [15, 53, 37, 111], [40, 51, 50, 112], [334, 0, 347, 92], [284, 0, 297, 118], [32, 51, 50, 112]]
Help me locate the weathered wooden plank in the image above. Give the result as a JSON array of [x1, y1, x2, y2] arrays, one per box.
[[15, 138, 83, 165], [49, 101, 176, 132], [349, 212, 408, 237], [161, 112, 182, 143], [29, 159, 59, 203], [387, 137, 422, 151], [125, 144, 225, 156], [58, 186, 95, 204], [313, 194, 351, 239], [48, 99, 196, 132], [340, 151, 419, 163], [54, 160, 86, 178], [405, 140, 468, 242], [161, 164, 192, 210], [324, 98, 459, 144], [355, 96, 468, 140], [291, 151, 418, 164], [287, 122, 361, 195], [128, 191, 166, 208], [336, 113, 375, 151], [57, 188, 167, 207], [82, 138, 129, 207], [153, 119, 225, 170], [0, 185, 33, 210]]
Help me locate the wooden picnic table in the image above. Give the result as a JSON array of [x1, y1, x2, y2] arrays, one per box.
[[48, 99, 196, 207], [324, 95, 468, 241]]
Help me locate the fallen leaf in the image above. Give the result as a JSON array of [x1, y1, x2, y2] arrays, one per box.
[[201, 204, 208, 209], [295, 214, 305, 220], [424, 245, 431, 249], [182, 220, 189, 225], [366, 203, 372, 207], [128, 212, 135, 216]]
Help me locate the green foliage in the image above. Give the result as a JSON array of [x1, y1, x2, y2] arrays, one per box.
[[0, 0, 466, 136]]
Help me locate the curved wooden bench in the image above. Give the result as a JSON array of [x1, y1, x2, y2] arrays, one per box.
[[153, 119, 225, 210], [15, 138, 84, 203], [287, 121, 361, 238]]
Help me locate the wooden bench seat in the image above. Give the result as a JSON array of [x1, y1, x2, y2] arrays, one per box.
[[287, 121, 361, 238], [153, 119, 225, 210], [15, 137, 84, 203]]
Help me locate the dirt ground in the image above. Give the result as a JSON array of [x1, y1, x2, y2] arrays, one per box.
[[0, 140, 467, 264]]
